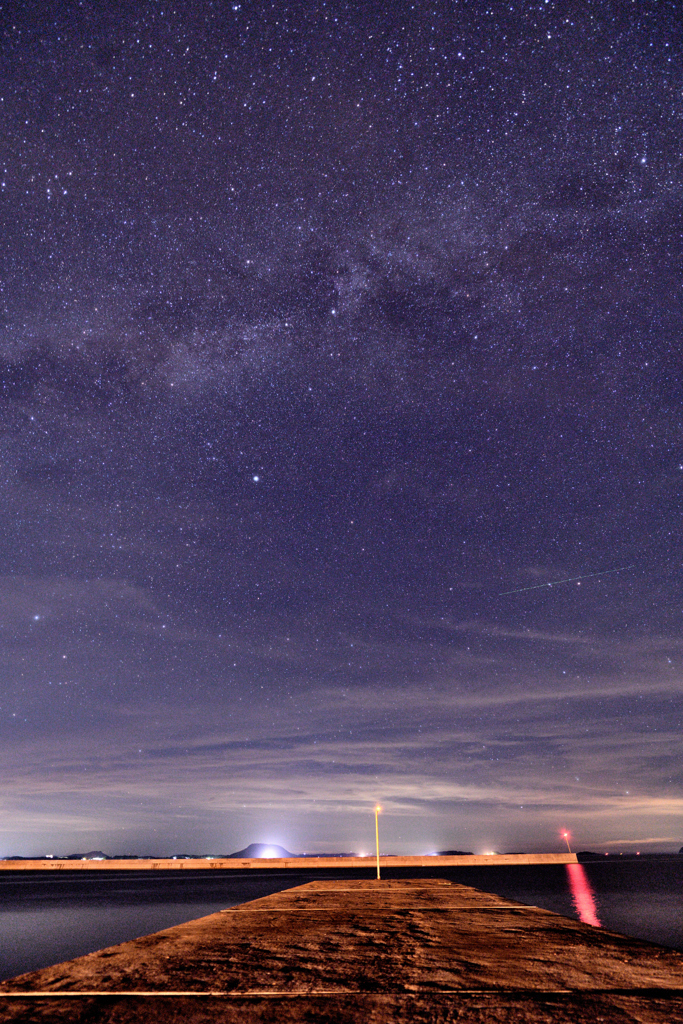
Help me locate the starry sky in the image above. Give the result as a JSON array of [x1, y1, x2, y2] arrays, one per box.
[[1, 0, 682, 857]]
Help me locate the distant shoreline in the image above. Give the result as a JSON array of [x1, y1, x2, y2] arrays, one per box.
[[0, 853, 577, 870]]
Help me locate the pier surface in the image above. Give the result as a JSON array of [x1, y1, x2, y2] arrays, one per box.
[[1, 878, 682, 1022]]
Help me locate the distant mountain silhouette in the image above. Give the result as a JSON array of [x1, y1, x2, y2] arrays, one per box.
[[437, 850, 473, 856], [229, 843, 294, 859]]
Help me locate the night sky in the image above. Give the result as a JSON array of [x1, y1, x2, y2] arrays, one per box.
[[1, 0, 682, 858]]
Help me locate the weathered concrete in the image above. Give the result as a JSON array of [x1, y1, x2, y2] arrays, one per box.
[[0, 852, 576, 870], [1, 878, 682, 1022]]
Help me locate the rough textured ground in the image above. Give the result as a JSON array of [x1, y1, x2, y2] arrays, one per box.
[[1, 878, 682, 1022]]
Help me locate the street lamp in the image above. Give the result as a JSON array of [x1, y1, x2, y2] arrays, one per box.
[[562, 831, 572, 853], [375, 805, 382, 879]]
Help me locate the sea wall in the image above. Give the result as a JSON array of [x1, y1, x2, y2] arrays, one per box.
[[0, 852, 577, 870]]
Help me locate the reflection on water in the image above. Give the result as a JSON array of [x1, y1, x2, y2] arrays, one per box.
[[566, 862, 601, 927]]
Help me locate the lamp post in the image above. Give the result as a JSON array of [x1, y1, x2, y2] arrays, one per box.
[[375, 805, 382, 879], [562, 831, 572, 853]]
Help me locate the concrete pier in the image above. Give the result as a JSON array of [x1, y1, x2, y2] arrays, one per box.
[[1, 878, 682, 1022]]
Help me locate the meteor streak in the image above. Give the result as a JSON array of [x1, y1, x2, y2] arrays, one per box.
[[499, 565, 635, 596]]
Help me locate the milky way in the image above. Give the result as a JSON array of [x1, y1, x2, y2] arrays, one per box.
[[1, 0, 682, 856]]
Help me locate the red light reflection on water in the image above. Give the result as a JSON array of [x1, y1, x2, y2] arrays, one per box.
[[566, 863, 601, 927]]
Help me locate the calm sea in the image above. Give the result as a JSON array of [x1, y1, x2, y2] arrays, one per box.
[[1, 857, 681, 982]]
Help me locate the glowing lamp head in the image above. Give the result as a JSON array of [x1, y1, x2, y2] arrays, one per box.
[[375, 805, 382, 813]]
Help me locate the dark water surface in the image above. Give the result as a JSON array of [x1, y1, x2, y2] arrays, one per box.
[[1, 858, 682, 982]]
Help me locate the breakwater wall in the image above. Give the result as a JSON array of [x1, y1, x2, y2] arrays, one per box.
[[0, 852, 577, 870]]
